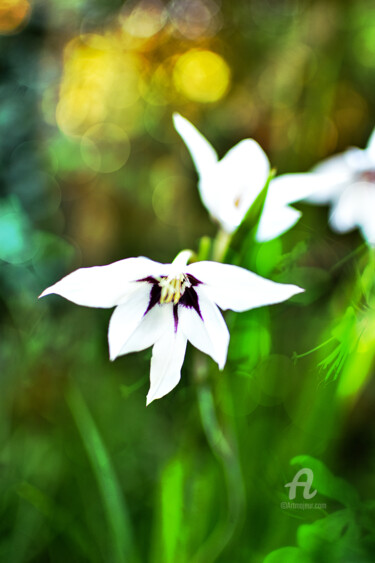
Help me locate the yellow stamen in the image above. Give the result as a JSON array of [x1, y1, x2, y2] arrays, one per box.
[[159, 274, 189, 305], [173, 279, 182, 304]]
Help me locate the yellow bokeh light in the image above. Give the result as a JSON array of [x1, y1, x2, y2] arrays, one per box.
[[110, 54, 142, 108], [0, 0, 30, 34], [56, 34, 142, 136], [57, 36, 114, 135], [173, 49, 231, 103]]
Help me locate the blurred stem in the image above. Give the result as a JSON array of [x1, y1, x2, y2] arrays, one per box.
[[191, 227, 245, 562], [66, 381, 137, 563], [192, 356, 246, 563], [212, 229, 231, 262], [329, 242, 367, 274], [293, 336, 335, 361], [197, 235, 212, 261]]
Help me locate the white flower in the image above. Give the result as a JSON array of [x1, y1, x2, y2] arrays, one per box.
[[173, 113, 324, 242], [39, 250, 303, 405], [304, 128, 375, 245]]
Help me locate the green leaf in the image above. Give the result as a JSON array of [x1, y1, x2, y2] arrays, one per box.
[[17, 482, 95, 560], [290, 456, 360, 508], [66, 381, 136, 563], [297, 510, 362, 561], [160, 458, 185, 563], [230, 168, 275, 257], [263, 546, 313, 563]]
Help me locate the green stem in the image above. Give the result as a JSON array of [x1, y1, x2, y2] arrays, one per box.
[[292, 336, 335, 361], [191, 374, 246, 563], [329, 242, 367, 273], [190, 211, 248, 561], [212, 229, 231, 263]]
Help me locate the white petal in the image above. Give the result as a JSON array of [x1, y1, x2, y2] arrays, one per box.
[[173, 113, 222, 224], [269, 173, 341, 206], [306, 150, 361, 204], [147, 314, 187, 405], [359, 220, 375, 246], [366, 127, 375, 162], [39, 257, 166, 308], [108, 283, 153, 360], [313, 150, 353, 176], [171, 249, 193, 272], [196, 139, 270, 233], [356, 185, 375, 245], [256, 204, 301, 242], [179, 289, 229, 369], [345, 146, 374, 172], [215, 139, 270, 220], [329, 185, 362, 234], [329, 182, 374, 239], [173, 113, 271, 233], [218, 140, 270, 197], [187, 261, 304, 312], [359, 219, 375, 246], [173, 113, 218, 179], [117, 303, 170, 356]]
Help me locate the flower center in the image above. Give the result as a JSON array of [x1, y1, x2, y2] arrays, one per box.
[[157, 274, 192, 305]]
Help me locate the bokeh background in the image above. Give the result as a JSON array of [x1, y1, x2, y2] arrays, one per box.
[[1, 0, 375, 561]]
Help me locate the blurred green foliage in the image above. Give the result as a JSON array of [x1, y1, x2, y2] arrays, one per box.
[[1, 0, 375, 562]]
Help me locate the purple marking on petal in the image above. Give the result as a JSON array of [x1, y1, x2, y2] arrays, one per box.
[[179, 287, 202, 320], [137, 276, 159, 284], [173, 304, 179, 333], [359, 169, 375, 183], [187, 274, 202, 287], [144, 283, 161, 316]]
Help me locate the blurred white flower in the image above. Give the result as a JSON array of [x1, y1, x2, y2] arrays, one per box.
[[40, 250, 303, 405], [173, 113, 322, 242], [305, 128, 375, 245]]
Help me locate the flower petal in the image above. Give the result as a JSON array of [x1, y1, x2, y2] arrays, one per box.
[[217, 140, 270, 200], [173, 113, 221, 222], [39, 257, 166, 308], [108, 283, 153, 360], [173, 113, 270, 233], [173, 113, 218, 179], [329, 182, 371, 235], [306, 150, 359, 204], [179, 289, 229, 369], [359, 216, 375, 246], [269, 173, 342, 206], [171, 249, 194, 272], [147, 315, 187, 405], [256, 204, 301, 242], [117, 303, 171, 357], [187, 261, 304, 312], [355, 184, 375, 245], [214, 139, 270, 229]]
